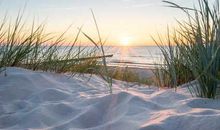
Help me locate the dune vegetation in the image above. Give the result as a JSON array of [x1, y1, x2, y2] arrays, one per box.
[[0, 9, 116, 93], [0, 13, 95, 72], [154, 0, 220, 98]]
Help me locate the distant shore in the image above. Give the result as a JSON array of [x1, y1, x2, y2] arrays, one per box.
[[107, 65, 154, 79]]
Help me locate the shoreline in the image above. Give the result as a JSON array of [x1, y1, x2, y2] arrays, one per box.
[[107, 65, 154, 80]]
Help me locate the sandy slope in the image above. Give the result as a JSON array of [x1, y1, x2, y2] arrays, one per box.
[[0, 67, 220, 130]]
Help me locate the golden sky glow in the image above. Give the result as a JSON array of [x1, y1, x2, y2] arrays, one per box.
[[119, 36, 133, 46], [0, 0, 201, 46]]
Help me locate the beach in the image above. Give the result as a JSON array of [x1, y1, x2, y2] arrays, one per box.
[[1, 0, 220, 129], [1, 67, 220, 130], [107, 66, 154, 79]]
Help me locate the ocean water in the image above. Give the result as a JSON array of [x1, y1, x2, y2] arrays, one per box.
[[104, 46, 163, 68], [58, 46, 163, 68]]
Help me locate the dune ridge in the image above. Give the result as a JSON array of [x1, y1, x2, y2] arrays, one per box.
[[0, 67, 220, 130]]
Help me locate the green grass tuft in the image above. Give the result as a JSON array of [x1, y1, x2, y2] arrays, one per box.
[[154, 0, 220, 98]]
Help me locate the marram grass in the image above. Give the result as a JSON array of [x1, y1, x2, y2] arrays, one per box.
[[0, 10, 115, 94], [0, 12, 100, 74], [154, 0, 220, 98]]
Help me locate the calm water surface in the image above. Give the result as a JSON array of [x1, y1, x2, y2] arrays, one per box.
[[104, 46, 163, 68], [58, 46, 163, 68]]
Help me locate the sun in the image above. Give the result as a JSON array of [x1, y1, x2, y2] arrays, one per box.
[[120, 37, 132, 46]]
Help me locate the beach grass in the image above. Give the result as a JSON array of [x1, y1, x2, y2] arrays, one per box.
[[0, 11, 101, 75], [108, 66, 153, 85], [154, 0, 220, 98], [0, 10, 116, 93], [81, 10, 113, 93]]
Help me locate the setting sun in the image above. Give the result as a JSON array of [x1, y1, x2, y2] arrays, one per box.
[[120, 37, 133, 46]]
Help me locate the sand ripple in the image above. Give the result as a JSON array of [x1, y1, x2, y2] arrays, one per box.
[[0, 67, 220, 130]]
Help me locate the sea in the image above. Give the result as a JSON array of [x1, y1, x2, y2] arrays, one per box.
[[103, 46, 163, 68], [59, 46, 163, 69]]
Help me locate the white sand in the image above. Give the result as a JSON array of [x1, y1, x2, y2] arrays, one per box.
[[1, 67, 220, 130]]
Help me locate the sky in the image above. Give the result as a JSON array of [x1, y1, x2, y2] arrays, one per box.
[[0, 0, 200, 46]]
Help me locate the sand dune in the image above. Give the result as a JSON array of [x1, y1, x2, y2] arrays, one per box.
[[0, 67, 220, 130]]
